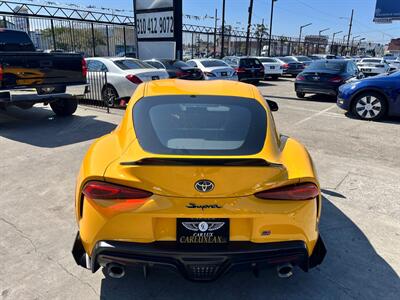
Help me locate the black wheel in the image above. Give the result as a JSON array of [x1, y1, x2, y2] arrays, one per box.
[[351, 92, 387, 121], [271, 75, 279, 80], [296, 92, 305, 98], [102, 85, 119, 107], [50, 98, 78, 116]]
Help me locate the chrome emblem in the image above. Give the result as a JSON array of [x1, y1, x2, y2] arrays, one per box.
[[194, 180, 215, 192], [182, 221, 225, 232]]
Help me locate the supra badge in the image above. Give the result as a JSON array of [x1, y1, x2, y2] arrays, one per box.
[[194, 180, 214, 192], [182, 221, 225, 232]]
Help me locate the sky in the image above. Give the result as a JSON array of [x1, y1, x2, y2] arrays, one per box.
[[16, 0, 400, 44]]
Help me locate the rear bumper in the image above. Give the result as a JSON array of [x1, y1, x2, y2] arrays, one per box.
[[72, 232, 326, 281], [0, 84, 88, 103], [295, 83, 339, 96]]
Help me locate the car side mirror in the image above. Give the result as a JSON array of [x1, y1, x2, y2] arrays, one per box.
[[266, 99, 279, 112]]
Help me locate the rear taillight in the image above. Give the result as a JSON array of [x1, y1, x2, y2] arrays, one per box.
[[296, 75, 305, 81], [82, 181, 152, 200], [0, 64, 3, 81], [82, 58, 87, 78], [255, 183, 319, 200], [328, 76, 343, 83], [282, 64, 289, 69], [235, 67, 246, 73], [126, 74, 143, 84]]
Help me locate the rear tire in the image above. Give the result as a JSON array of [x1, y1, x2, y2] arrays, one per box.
[[50, 98, 78, 116], [271, 75, 279, 80], [102, 85, 119, 107], [351, 92, 387, 121], [296, 92, 306, 98]]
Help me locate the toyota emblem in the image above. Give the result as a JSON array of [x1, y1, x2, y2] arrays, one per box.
[[194, 180, 215, 192]]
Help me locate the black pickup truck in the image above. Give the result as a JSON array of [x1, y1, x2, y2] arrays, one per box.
[[0, 29, 87, 116]]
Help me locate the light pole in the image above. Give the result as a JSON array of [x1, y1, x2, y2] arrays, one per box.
[[267, 0, 277, 56], [350, 35, 360, 56], [317, 28, 329, 54], [298, 23, 312, 55], [331, 30, 342, 54], [357, 37, 366, 55]]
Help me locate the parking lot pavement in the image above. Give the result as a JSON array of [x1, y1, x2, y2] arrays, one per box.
[[1, 79, 399, 300]]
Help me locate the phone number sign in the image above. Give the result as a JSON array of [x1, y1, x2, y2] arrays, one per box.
[[136, 11, 174, 39]]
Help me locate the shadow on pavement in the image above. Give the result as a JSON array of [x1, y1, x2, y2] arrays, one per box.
[[344, 112, 400, 125], [0, 106, 117, 148], [99, 197, 399, 299]]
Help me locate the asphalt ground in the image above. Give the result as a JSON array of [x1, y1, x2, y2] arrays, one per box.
[[1, 77, 399, 299]]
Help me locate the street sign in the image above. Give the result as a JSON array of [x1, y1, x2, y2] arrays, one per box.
[[134, 0, 182, 59]]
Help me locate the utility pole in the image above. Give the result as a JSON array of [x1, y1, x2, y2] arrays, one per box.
[[213, 8, 217, 58], [245, 0, 254, 56], [346, 9, 354, 56], [317, 28, 329, 54], [331, 31, 342, 54], [351, 35, 360, 56], [220, 0, 226, 58], [267, 0, 277, 57]]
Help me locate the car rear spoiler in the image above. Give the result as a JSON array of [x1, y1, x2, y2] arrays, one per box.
[[120, 158, 284, 168]]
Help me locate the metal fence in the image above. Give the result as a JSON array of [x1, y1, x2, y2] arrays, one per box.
[[182, 24, 350, 58], [81, 71, 109, 111]]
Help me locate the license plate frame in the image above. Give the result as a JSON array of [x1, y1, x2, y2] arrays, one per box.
[[177, 218, 229, 247]]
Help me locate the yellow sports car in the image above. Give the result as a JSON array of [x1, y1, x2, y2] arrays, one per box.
[[72, 79, 326, 281]]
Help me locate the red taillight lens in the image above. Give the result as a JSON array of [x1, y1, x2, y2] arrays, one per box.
[[82, 181, 152, 200], [0, 64, 3, 81], [235, 67, 246, 73], [82, 58, 88, 78], [282, 63, 289, 69], [255, 183, 319, 200], [328, 76, 343, 83], [126, 74, 143, 84], [296, 75, 305, 81]]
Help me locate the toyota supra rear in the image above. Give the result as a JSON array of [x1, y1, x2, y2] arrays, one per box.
[[72, 79, 326, 281]]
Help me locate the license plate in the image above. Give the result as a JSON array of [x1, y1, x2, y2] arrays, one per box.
[[177, 218, 229, 246], [152, 76, 160, 80], [270, 66, 275, 69], [221, 72, 227, 76]]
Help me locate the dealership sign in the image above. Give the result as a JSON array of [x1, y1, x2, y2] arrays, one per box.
[[374, 0, 400, 23], [134, 0, 182, 59]]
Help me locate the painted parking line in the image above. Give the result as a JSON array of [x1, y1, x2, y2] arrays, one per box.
[[292, 104, 338, 126]]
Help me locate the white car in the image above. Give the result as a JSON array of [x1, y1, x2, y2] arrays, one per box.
[[85, 57, 169, 106], [357, 58, 390, 77], [256, 57, 284, 79], [186, 59, 238, 80], [386, 57, 400, 71]]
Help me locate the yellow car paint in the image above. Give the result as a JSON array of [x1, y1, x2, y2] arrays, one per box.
[[75, 79, 321, 259]]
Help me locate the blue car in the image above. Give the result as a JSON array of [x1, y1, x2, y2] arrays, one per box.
[[337, 71, 400, 120]]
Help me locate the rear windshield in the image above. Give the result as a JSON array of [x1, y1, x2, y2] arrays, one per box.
[[200, 60, 228, 67], [361, 59, 381, 63], [133, 95, 267, 155], [114, 59, 153, 70], [296, 56, 311, 62], [278, 57, 296, 63], [258, 58, 277, 63], [239, 58, 262, 67], [307, 61, 346, 71], [162, 60, 190, 68], [0, 30, 35, 51]]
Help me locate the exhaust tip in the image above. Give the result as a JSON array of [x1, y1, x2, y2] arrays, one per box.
[[277, 263, 293, 278], [106, 263, 125, 279]]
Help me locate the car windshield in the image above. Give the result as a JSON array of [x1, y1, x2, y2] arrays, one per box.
[[133, 95, 267, 155], [278, 57, 296, 63], [114, 59, 154, 70], [307, 61, 346, 71], [296, 56, 311, 62], [361, 59, 381, 63], [200, 60, 228, 67]]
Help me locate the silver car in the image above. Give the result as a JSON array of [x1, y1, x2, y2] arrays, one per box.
[[186, 59, 238, 81]]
